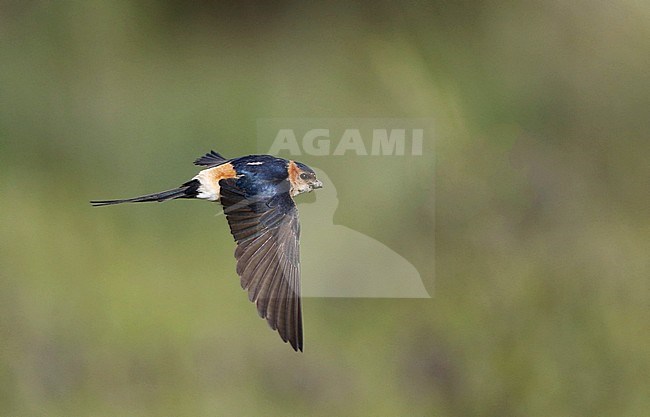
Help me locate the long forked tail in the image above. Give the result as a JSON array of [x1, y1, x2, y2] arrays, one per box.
[[90, 180, 200, 207]]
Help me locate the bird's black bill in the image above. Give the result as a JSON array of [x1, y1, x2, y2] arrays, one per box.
[[90, 180, 200, 207]]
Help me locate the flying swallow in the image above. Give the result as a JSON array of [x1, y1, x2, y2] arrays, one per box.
[[91, 151, 323, 351]]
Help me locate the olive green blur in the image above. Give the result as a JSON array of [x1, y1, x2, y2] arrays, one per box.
[[1, 1, 648, 416]]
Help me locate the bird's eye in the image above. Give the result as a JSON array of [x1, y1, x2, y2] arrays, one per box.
[[299, 173, 309, 180]]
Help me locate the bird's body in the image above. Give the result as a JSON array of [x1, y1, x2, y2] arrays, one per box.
[[91, 151, 322, 351]]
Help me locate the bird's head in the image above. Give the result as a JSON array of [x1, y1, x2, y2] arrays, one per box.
[[288, 161, 323, 196]]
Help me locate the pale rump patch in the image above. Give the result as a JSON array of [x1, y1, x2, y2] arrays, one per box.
[[193, 162, 237, 201], [210, 162, 237, 181]]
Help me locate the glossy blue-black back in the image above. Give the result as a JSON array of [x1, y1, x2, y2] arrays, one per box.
[[230, 155, 290, 197]]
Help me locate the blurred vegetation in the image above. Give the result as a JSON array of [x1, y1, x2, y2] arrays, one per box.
[[1, 1, 649, 416]]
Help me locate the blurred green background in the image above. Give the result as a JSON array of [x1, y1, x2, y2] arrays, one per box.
[[1, 1, 649, 416]]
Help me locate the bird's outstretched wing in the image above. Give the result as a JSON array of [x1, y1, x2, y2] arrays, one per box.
[[194, 150, 227, 167], [219, 178, 303, 351]]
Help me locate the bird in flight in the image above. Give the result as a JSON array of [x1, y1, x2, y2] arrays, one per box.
[[91, 151, 323, 351]]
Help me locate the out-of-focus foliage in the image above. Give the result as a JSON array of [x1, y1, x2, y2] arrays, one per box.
[[1, 1, 648, 416]]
